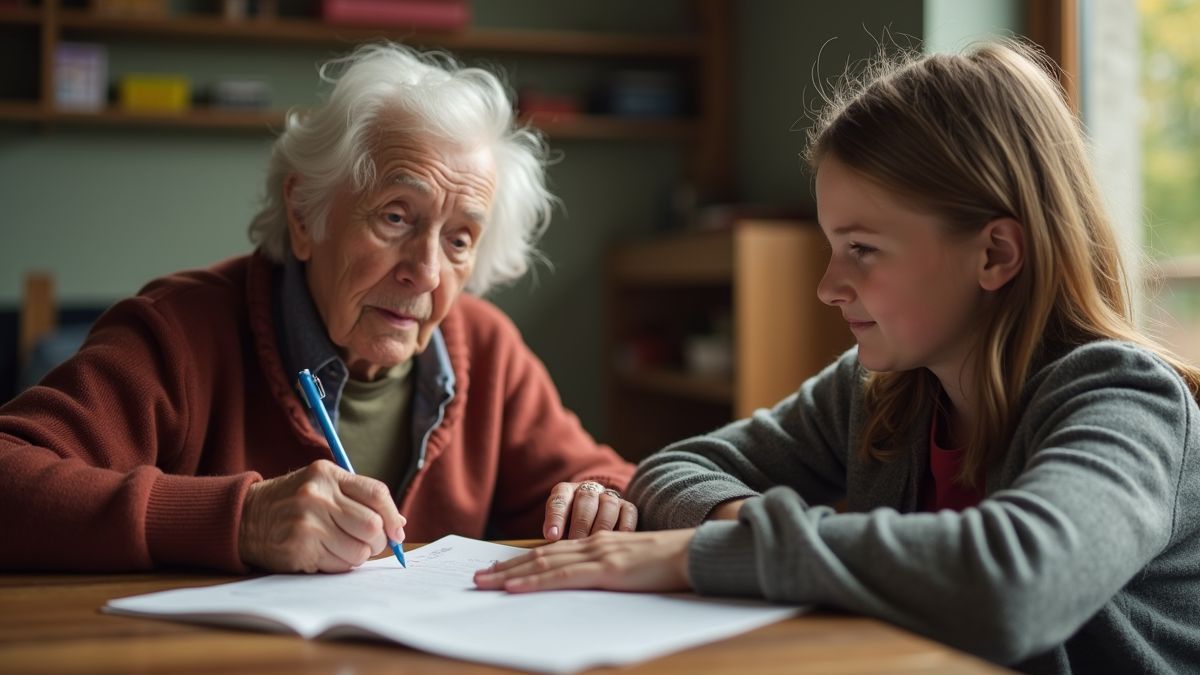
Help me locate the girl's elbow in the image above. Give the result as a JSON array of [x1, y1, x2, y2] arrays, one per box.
[[961, 587, 1078, 664]]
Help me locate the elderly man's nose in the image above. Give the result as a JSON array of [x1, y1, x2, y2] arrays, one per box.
[[396, 236, 441, 290]]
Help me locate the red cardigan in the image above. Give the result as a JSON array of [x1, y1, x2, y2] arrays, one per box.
[[0, 253, 632, 572]]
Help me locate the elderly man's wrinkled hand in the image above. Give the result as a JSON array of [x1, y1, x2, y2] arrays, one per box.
[[542, 481, 638, 541], [474, 529, 693, 593], [238, 459, 406, 573]]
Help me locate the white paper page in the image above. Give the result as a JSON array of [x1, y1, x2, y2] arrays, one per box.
[[104, 536, 527, 636], [354, 590, 804, 674], [104, 535, 806, 673]]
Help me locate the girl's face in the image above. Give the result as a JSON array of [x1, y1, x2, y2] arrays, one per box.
[[815, 155, 987, 378]]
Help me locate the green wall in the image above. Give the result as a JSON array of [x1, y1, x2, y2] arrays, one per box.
[[0, 1, 964, 440], [0, 127, 274, 304], [734, 1, 925, 206]]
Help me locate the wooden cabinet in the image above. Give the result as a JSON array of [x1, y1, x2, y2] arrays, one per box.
[[606, 220, 853, 461]]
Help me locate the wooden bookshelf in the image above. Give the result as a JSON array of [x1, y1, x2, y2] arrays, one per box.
[[609, 229, 735, 285], [525, 115, 698, 142], [606, 221, 854, 461], [50, 9, 701, 57], [615, 367, 734, 405], [0, 101, 699, 138], [0, 5, 40, 24], [0, 2, 729, 161], [0, 101, 42, 121]]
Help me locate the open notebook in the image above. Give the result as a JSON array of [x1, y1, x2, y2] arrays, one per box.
[[104, 535, 805, 674]]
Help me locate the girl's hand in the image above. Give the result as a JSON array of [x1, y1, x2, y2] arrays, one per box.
[[541, 481, 638, 541], [473, 529, 695, 593]]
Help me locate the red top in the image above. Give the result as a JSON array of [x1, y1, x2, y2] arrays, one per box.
[[921, 410, 985, 511], [0, 253, 633, 572]]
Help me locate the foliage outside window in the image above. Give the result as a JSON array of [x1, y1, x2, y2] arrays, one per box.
[[1141, 0, 1200, 363]]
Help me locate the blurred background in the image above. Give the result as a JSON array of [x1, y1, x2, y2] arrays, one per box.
[[0, 0, 1194, 460]]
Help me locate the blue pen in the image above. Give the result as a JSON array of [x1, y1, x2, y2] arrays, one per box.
[[296, 368, 407, 568]]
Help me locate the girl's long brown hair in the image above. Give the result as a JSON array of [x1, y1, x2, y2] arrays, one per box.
[[806, 41, 1200, 484]]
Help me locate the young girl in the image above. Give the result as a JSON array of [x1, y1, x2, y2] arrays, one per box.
[[474, 42, 1200, 672]]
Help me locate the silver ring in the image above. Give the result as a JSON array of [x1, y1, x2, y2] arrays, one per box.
[[603, 488, 622, 500], [576, 481, 604, 495]]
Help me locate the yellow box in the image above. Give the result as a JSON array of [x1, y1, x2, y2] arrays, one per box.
[[118, 74, 190, 112]]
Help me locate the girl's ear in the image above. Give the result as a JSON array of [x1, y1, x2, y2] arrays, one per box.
[[978, 217, 1024, 291], [284, 174, 313, 262]]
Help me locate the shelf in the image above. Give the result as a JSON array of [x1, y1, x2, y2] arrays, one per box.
[[527, 114, 698, 142], [2, 0, 731, 189], [610, 229, 734, 286], [0, 101, 697, 138], [608, 221, 852, 459], [2, 5, 719, 148], [615, 367, 733, 405], [0, 102, 281, 130], [0, 6, 40, 25], [0, 100, 42, 121], [52, 9, 700, 58]]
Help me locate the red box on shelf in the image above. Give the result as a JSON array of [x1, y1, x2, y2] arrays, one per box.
[[518, 90, 582, 122], [320, 0, 470, 30]]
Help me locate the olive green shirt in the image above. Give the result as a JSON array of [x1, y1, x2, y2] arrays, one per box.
[[336, 359, 414, 486]]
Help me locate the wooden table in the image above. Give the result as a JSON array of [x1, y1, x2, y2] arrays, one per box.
[[0, 543, 1007, 675]]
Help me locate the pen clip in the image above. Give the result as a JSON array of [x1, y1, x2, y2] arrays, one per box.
[[296, 369, 327, 410]]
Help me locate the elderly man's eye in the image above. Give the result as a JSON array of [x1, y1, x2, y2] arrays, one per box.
[[383, 211, 409, 226]]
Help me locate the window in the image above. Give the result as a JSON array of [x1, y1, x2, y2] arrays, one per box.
[[1140, 0, 1200, 362]]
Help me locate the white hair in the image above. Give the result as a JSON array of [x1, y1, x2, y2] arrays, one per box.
[[248, 42, 554, 295]]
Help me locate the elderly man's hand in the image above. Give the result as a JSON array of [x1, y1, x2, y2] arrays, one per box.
[[542, 481, 638, 541], [239, 459, 406, 573]]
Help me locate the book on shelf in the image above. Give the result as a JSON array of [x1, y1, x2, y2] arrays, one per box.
[[54, 43, 107, 112], [321, 0, 470, 30]]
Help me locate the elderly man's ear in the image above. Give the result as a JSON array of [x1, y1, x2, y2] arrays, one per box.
[[283, 174, 312, 262]]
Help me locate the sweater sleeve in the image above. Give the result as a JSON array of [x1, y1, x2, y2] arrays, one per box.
[[488, 320, 635, 538], [685, 343, 1195, 665], [0, 297, 259, 572], [629, 349, 862, 530]]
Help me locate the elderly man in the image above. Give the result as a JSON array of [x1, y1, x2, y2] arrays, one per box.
[[0, 43, 635, 573]]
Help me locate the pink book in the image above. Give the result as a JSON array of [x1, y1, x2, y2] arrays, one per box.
[[321, 0, 470, 30]]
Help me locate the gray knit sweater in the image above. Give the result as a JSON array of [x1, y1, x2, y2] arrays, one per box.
[[629, 341, 1200, 673]]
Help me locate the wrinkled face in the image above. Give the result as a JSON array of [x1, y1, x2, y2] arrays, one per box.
[[288, 132, 496, 381], [815, 155, 984, 376]]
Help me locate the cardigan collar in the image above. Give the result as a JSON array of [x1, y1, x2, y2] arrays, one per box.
[[244, 250, 465, 466]]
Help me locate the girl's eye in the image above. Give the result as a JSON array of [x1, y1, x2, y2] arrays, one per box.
[[848, 242, 877, 259]]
